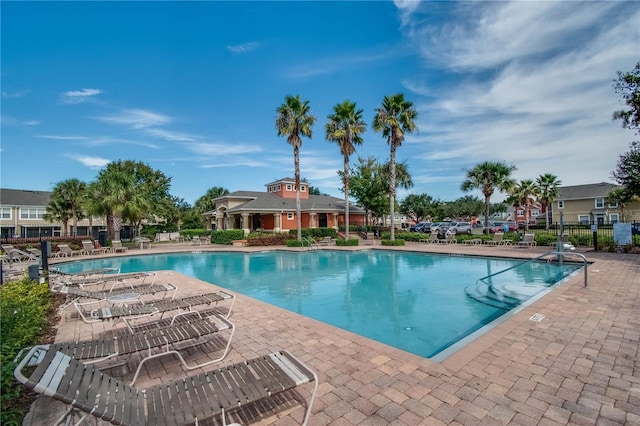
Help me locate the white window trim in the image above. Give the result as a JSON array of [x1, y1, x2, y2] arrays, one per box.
[[609, 213, 619, 223], [595, 198, 604, 209], [557, 201, 564, 209], [287, 212, 294, 220], [20, 207, 46, 220], [286, 184, 292, 191], [0, 207, 11, 220], [300, 185, 306, 192], [608, 202, 618, 208], [578, 214, 590, 224]]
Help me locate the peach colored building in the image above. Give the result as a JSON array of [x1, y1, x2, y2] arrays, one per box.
[[207, 178, 366, 234]]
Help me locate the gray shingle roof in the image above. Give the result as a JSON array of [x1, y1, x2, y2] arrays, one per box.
[[0, 188, 52, 206], [222, 192, 364, 214], [558, 182, 620, 200]]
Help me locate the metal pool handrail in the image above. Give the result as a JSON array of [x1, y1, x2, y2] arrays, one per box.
[[477, 250, 589, 288]]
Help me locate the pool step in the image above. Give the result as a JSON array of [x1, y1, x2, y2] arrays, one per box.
[[465, 282, 518, 310]]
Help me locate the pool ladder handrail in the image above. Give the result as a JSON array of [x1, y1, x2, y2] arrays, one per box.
[[477, 250, 589, 289]]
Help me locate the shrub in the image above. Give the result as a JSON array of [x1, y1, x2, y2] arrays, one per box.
[[381, 239, 406, 246], [336, 238, 359, 246], [289, 228, 337, 239], [1, 278, 52, 425], [247, 233, 293, 246], [210, 230, 245, 245]]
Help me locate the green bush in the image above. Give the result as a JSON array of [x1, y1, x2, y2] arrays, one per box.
[[381, 239, 406, 246], [247, 233, 293, 246], [286, 239, 307, 247], [210, 230, 245, 245], [335, 238, 359, 246], [1, 278, 51, 425]]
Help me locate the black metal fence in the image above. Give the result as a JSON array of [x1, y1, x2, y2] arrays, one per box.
[[526, 221, 640, 248]]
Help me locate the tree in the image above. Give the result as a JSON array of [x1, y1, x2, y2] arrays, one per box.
[[535, 173, 562, 230], [43, 197, 72, 236], [606, 187, 636, 222], [45, 178, 87, 236], [461, 161, 516, 232], [275, 95, 316, 240], [612, 142, 640, 197], [194, 187, 230, 214], [612, 62, 640, 134], [345, 156, 388, 225], [326, 100, 366, 239], [373, 93, 418, 240], [507, 179, 537, 231], [399, 194, 436, 223]]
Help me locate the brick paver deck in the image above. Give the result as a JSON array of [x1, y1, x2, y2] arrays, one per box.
[[21, 241, 640, 425]]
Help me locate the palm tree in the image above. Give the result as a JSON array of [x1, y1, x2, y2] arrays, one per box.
[[507, 179, 537, 232], [326, 100, 366, 239], [372, 93, 418, 240], [54, 178, 87, 236], [275, 95, 316, 241], [535, 173, 562, 230], [461, 161, 516, 232], [44, 197, 71, 236]]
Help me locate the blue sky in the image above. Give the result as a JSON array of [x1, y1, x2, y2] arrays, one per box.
[[2, 1, 638, 205]]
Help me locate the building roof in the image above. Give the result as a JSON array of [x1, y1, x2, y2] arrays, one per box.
[[0, 188, 52, 207], [218, 191, 364, 214], [558, 182, 620, 201]]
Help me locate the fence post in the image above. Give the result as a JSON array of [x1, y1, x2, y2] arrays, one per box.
[[591, 224, 598, 251]]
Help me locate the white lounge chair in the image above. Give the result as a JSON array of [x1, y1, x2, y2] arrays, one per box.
[[516, 233, 537, 248]]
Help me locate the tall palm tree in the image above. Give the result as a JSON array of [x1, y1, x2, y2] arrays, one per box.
[[372, 93, 418, 240], [461, 161, 516, 232], [275, 95, 316, 241], [507, 179, 537, 232], [44, 197, 71, 236], [54, 178, 87, 236], [326, 100, 366, 239], [535, 173, 562, 230]]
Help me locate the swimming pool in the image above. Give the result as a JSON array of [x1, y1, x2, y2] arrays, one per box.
[[55, 250, 582, 358]]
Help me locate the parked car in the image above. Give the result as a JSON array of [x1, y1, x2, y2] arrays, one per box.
[[410, 221, 431, 233], [430, 221, 451, 233], [484, 221, 519, 233], [449, 221, 472, 234]]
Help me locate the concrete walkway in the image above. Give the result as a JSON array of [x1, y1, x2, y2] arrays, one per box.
[[22, 241, 640, 425]]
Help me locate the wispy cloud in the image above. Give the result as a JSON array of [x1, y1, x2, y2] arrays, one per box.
[[1, 116, 40, 126], [227, 41, 263, 54], [184, 142, 262, 156], [397, 1, 639, 194], [40, 135, 89, 141], [61, 88, 102, 104], [95, 109, 171, 129], [66, 154, 111, 169], [284, 47, 407, 80], [2, 90, 30, 99]]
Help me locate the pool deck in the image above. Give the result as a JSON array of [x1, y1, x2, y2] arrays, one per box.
[[21, 241, 640, 425]]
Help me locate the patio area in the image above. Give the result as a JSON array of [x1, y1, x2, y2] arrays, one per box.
[[21, 241, 640, 425]]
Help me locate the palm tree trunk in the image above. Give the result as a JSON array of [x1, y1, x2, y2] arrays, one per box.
[[545, 203, 550, 231], [389, 144, 397, 240], [294, 146, 302, 241], [344, 156, 350, 240], [484, 195, 491, 231]]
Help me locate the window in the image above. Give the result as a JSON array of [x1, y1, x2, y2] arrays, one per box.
[[609, 213, 619, 224], [300, 185, 306, 192], [595, 198, 604, 209], [277, 185, 281, 191], [287, 213, 294, 220], [0, 207, 11, 219], [531, 209, 539, 217], [578, 215, 590, 224], [608, 202, 618, 208], [516, 210, 524, 217], [557, 201, 564, 209], [286, 184, 292, 191], [20, 208, 45, 220]]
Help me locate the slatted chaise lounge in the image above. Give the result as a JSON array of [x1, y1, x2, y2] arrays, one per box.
[[50, 311, 235, 384], [52, 281, 178, 310], [15, 345, 318, 426], [74, 290, 235, 324]]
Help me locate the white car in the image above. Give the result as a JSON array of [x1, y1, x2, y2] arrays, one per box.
[[449, 221, 472, 234]]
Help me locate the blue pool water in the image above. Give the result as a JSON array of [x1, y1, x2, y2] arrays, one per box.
[[55, 250, 582, 358]]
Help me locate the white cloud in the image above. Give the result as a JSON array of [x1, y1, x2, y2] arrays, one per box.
[[40, 135, 89, 141], [227, 41, 263, 54], [1, 116, 40, 126], [95, 109, 171, 129], [61, 88, 102, 104], [397, 0, 639, 197], [184, 142, 262, 156], [2, 90, 30, 99], [67, 154, 110, 169]]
